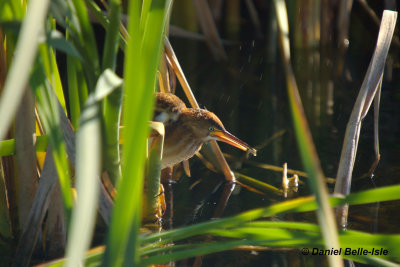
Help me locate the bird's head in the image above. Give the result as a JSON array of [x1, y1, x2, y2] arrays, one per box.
[[182, 108, 257, 156]]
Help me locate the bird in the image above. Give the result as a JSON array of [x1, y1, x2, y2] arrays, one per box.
[[153, 92, 256, 169]]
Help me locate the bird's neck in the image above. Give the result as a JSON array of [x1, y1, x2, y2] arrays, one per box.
[[161, 120, 204, 168]]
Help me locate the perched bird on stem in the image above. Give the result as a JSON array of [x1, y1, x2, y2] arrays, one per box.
[[153, 92, 256, 169]]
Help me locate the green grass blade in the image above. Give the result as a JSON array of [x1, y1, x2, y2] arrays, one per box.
[[123, 3, 173, 265], [355, 257, 399, 267], [235, 172, 282, 195], [30, 60, 74, 224], [65, 22, 90, 128], [0, 135, 49, 156], [140, 237, 399, 267], [62, 220, 400, 266], [141, 229, 400, 265], [140, 223, 400, 265], [52, 0, 100, 94], [84, 0, 127, 51], [101, 0, 121, 71], [139, 240, 282, 266], [101, 0, 123, 185], [39, 28, 67, 112], [47, 30, 83, 60], [140, 196, 316, 247], [102, 0, 142, 264], [0, 139, 16, 156], [141, 183, 400, 248], [102, 86, 123, 185], [66, 69, 122, 266], [0, 0, 50, 141], [70, 0, 99, 90], [66, 53, 81, 128], [273, 1, 341, 266], [0, 0, 24, 21], [48, 183, 400, 266], [102, 0, 172, 265]]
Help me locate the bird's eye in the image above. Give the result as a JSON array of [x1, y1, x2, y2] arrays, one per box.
[[208, 126, 214, 132]]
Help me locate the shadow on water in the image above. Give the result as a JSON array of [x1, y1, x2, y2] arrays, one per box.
[[165, 3, 400, 266]]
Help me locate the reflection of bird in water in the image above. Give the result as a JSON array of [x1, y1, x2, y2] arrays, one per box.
[[153, 92, 256, 169]]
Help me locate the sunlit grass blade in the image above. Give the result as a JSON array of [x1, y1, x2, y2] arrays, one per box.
[[273, 1, 341, 266], [103, 0, 172, 265], [140, 240, 282, 266], [0, 0, 24, 20], [36, 40, 69, 253], [235, 172, 282, 196], [66, 69, 122, 266], [140, 196, 317, 247], [42, 181, 400, 266], [141, 183, 400, 249], [102, 0, 121, 71], [30, 61, 73, 224], [140, 231, 399, 266], [355, 257, 399, 267], [50, 0, 100, 93], [0, 135, 48, 156], [101, 0, 123, 185], [40, 24, 67, 111], [47, 29, 83, 60], [0, 0, 50, 141], [0, 139, 15, 156], [69, 0, 99, 91], [142, 230, 400, 265], [51, 228, 400, 267], [36, 37, 69, 257], [64, 23, 90, 128]]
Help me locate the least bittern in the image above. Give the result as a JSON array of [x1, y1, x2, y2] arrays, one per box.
[[154, 92, 256, 169]]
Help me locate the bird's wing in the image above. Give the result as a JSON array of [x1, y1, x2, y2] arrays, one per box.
[[153, 92, 186, 124]]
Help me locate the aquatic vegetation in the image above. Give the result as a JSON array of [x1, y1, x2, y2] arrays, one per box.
[[0, 1, 399, 266]]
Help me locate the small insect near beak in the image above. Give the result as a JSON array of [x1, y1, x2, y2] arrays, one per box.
[[211, 129, 257, 156]]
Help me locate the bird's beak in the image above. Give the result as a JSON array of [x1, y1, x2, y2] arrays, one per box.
[[211, 130, 257, 156]]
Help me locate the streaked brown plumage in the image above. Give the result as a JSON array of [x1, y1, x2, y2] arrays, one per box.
[[154, 92, 256, 168]]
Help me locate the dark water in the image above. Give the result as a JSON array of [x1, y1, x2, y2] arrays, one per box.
[[165, 6, 400, 266]]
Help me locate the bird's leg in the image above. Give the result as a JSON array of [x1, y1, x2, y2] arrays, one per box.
[[155, 184, 166, 219], [161, 167, 174, 229]]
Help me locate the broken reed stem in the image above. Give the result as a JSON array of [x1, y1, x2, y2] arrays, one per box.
[[334, 10, 397, 226]]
